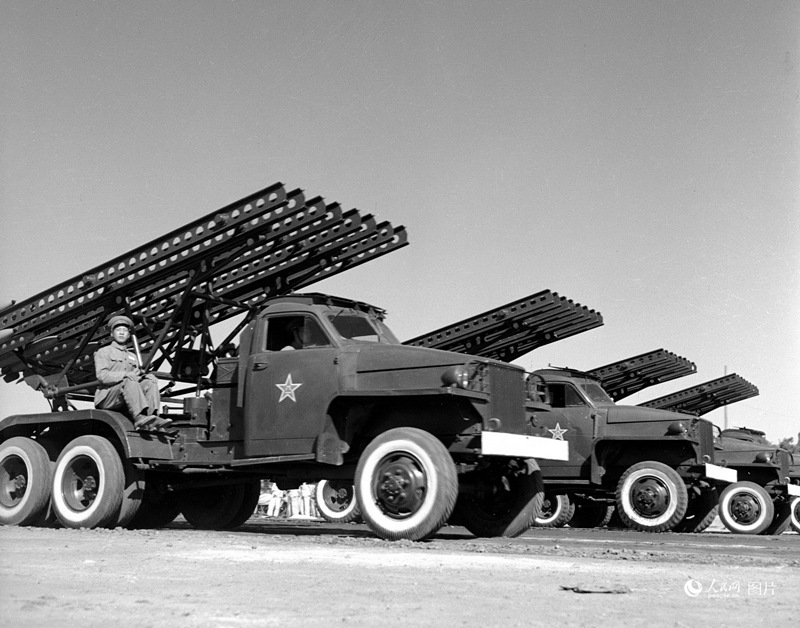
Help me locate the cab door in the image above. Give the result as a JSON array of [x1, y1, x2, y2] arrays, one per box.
[[243, 314, 339, 457], [536, 382, 595, 478]]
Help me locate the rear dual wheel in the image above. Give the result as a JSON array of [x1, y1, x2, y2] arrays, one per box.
[[761, 498, 792, 536], [673, 486, 718, 533], [453, 458, 544, 538], [0, 437, 53, 526], [178, 479, 260, 530], [127, 481, 181, 529], [315, 479, 360, 524], [51, 435, 125, 529], [533, 493, 574, 528], [567, 499, 614, 528]]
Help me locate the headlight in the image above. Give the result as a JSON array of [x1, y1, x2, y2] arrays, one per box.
[[667, 422, 687, 435], [755, 452, 771, 463], [442, 365, 470, 388]]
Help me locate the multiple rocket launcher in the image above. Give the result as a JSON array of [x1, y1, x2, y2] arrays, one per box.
[[0, 180, 758, 416]]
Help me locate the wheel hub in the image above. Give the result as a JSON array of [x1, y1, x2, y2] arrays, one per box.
[[631, 477, 670, 518], [729, 493, 761, 525], [1, 458, 27, 505], [63, 457, 99, 511], [375, 455, 426, 519]]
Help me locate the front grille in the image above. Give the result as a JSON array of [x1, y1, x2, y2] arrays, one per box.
[[776, 449, 790, 480], [696, 418, 714, 460], [485, 363, 525, 433]]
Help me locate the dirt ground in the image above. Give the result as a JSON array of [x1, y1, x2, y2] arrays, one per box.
[[1, 518, 797, 628]]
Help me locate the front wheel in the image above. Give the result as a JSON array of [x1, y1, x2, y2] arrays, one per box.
[[452, 458, 544, 538], [718, 481, 774, 535], [51, 435, 124, 529], [315, 479, 360, 523], [0, 437, 53, 526], [790, 497, 800, 533], [615, 461, 688, 532], [355, 428, 457, 541]]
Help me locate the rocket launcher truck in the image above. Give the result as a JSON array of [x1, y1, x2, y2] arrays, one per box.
[[0, 181, 568, 541]]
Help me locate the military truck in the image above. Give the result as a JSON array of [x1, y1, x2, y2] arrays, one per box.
[[514, 367, 736, 533], [404, 296, 737, 533], [642, 382, 800, 535], [0, 182, 569, 542]]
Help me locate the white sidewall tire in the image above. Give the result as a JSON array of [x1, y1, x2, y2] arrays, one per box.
[[617, 463, 687, 530], [357, 437, 439, 534], [0, 438, 52, 525], [718, 482, 774, 535], [790, 497, 800, 533], [355, 428, 457, 541], [315, 480, 358, 523], [52, 437, 124, 528], [534, 494, 569, 527]]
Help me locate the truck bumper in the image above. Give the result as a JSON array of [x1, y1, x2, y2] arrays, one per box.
[[787, 484, 800, 497], [705, 462, 737, 483], [481, 431, 569, 461]]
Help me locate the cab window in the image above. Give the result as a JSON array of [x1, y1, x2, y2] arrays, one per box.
[[264, 315, 332, 351], [547, 383, 587, 408]]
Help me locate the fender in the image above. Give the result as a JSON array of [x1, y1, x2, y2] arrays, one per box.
[[0, 409, 175, 461]]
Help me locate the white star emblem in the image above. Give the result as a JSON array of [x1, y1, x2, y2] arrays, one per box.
[[276, 374, 302, 402], [548, 423, 568, 440]]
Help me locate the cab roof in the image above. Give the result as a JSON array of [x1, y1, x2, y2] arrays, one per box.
[[261, 292, 387, 318]]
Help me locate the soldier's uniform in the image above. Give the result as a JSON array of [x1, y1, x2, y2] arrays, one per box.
[[94, 315, 161, 425]]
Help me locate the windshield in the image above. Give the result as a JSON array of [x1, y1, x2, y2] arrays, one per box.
[[579, 381, 614, 405], [326, 310, 400, 344]]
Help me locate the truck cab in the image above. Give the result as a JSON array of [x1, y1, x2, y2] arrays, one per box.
[[525, 367, 733, 532]]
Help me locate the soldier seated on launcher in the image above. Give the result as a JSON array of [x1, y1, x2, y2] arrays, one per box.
[[93, 315, 173, 430]]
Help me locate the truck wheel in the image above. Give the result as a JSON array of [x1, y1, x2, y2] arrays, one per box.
[[355, 427, 457, 541], [452, 459, 544, 537], [178, 482, 247, 530], [223, 480, 261, 529], [791, 497, 800, 533], [127, 483, 180, 529], [51, 435, 124, 529], [315, 479, 360, 523], [115, 464, 145, 528], [0, 437, 53, 526], [567, 499, 614, 528], [673, 486, 719, 533], [718, 481, 774, 535], [615, 461, 688, 532], [533, 492, 573, 528], [760, 498, 792, 536]]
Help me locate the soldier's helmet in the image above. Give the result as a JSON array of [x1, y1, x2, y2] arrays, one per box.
[[107, 315, 134, 332]]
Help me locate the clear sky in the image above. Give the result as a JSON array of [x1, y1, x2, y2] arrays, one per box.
[[1, 1, 798, 443]]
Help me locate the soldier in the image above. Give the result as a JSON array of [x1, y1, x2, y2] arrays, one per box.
[[94, 314, 172, 430], [281, 318, 304, 351]]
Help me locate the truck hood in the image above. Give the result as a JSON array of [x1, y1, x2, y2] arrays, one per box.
[[717, 435, 778, 455], [353, 343, 485, 373], [341, 343, 514, 393], [604, 404, 694, 424]]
